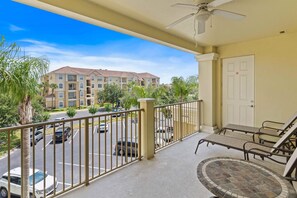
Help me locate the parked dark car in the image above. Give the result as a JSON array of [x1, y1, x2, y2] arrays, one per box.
[[114, 139, 138, 156], [54, 127, 71, 142], [111, 109, 122, 117]]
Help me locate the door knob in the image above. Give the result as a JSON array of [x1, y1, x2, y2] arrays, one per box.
[[250, 105, 254, 107]]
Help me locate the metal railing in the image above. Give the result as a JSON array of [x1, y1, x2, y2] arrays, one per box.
[[0, 100, 202, 197], [0, 109, 142, 198], [154, 100, 202, 151]]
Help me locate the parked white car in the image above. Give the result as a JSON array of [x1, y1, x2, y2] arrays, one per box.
[[155, 127, 174, 142], [0, 167, 58, 198], [97, 123, 109, 133]]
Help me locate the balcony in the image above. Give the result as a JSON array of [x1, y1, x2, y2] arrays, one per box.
[[68, 83, 76, 91], [67, 75, 77, 82], [0, 101, 202, 198], [0, 100, 297, 198], [61, 132, 288, 198]]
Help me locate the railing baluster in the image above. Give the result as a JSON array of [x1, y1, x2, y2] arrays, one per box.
[[92, 117, 94, 178], [71, 121, 74, 187], [79, 119, 82, 184], [43, 125, 46, 198], [85, 118, 89, 186], [7, 130, 11, 198]]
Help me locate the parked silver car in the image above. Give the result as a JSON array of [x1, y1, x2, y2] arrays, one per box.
[[30, 130, 43, 146]]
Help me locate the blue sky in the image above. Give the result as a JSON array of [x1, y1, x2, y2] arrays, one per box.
[[0, 0, 198, 83]]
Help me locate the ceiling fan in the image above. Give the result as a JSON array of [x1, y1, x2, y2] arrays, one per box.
[[166, 0, 245, 34]]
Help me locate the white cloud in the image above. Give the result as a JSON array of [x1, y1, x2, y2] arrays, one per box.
[[9, 24, 25, 32], [19, 39, 198, 84]]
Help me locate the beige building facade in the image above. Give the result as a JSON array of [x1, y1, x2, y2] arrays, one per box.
[[44, 66, 159, 108]]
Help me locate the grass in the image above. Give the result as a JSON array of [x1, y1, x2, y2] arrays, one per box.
[[0, 131, 21, 157]]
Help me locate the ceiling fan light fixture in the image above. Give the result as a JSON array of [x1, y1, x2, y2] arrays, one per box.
[[195, 10, 210, 21]]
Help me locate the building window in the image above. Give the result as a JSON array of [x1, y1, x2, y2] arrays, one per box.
[[80, 100, 84, 105], [92, 93, 94, 97], [59, 83, 63, 89], [68, 92, 76, 99], [58, 74, 63, 80], [98, 84, 102, 88], [59, 92, 63, 98], [92, 84, 94, 88], [98, 78, 102, 82], [68, 101, 76, 107], [79, 75, 84, 81], [91, 76, 94, 81], [80, 91, 84, 97], [59, 101, 64, 108], [80, 83, 83, 89]]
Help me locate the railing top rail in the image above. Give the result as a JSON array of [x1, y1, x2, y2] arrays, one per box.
[[154, 100, 202, 109], [0, 108, 144, 132]]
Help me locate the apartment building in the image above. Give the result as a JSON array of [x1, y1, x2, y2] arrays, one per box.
[[44, 66, 160, 108]]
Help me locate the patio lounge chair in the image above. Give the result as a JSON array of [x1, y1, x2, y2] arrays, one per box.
[[220, 111, 297, 142], [195, 122, 297, 164]]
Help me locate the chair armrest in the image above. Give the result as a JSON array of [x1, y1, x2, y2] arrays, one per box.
[[243, 141, 294, 154], [262, 120, 285, 127]]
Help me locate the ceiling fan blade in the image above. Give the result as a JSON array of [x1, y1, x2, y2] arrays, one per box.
[[211, 9, 246, 20], [166, 13, 195, 29], [198, 19, 205, 34], [208, 0, 233, 8], [171, 3, 198, 10]]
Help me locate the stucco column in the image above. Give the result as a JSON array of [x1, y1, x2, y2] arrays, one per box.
[[138, 98, 155, 159], [196, 53, 219, 133]]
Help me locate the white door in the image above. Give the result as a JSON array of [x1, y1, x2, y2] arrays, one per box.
[[223, 55, 254, 126]]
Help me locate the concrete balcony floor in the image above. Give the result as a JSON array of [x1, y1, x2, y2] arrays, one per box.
[[60, 132, 296, 198]]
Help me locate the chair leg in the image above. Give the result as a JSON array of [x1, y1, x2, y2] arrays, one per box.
[[195, 139, 205, 154]]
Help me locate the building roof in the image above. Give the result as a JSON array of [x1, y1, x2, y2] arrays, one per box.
[[49, 66, 159, 79], [137, 72, 159, 79]]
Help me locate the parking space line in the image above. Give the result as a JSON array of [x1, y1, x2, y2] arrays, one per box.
[[89, 153, 112, 157], [58, 162, 109, 171], [69, 129, 79, 144], [93, 126, 98, 134], [57, 181, 71, 186], [42, 139, 52, 151]]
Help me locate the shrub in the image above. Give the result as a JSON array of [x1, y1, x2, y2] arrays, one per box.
[[66, 107, 77, 118]]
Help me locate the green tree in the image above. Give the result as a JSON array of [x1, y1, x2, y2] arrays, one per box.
[[0, 38, 49, 198], [0, 94, 19, 127], [66, 107, 77, 118], [32, 95, 50, 123], [88, 106, 97, 115], [49, 83, 58, 109], [120, 93, 133, 110], [171, 76, 199, 102], [97, 83, 123, 108]]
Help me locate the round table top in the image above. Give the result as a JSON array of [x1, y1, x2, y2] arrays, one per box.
[[197, 157, 297, 198]]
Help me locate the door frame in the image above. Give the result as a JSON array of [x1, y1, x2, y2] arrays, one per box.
[[222, 55, 255, 126]]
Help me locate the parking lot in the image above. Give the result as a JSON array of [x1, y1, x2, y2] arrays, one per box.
[[0, 118, 139, 197]]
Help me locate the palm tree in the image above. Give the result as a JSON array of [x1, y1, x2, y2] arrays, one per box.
[[49, 83, 58, 109], [0, 38, 49, 198], [171, 76, 189, 102]]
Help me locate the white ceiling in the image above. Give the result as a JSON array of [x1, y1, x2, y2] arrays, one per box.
[[88, 0, 297, 47], [15, 0, 297, 52]]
